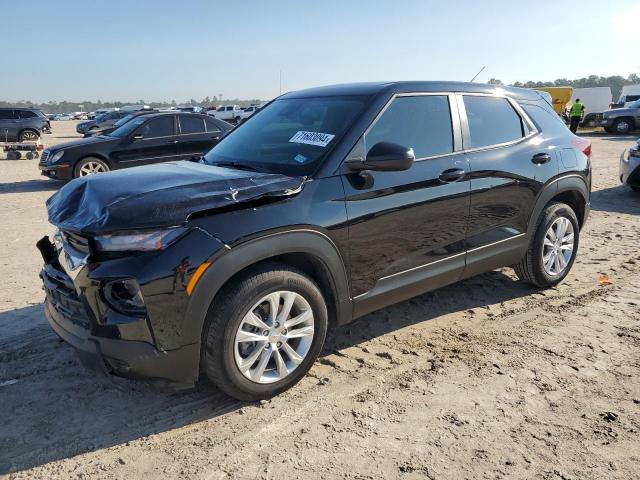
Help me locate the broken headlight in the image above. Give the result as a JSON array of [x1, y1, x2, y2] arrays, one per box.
[[94, 228, 185, 252]]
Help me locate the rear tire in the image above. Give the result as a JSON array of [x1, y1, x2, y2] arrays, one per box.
[[202, 263, 328, 401], [514, 202, 579, 288]]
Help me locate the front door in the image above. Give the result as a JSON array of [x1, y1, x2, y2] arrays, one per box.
[[342, 94, 470, 316], [110, 115, 179, 168]]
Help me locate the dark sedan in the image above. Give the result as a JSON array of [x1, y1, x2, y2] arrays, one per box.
[[83, 110, 159, 137], [39, 112, 232, 180]]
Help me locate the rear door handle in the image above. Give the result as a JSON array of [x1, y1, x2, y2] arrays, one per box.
[[167, 139, 179, 144], [439, 168, 465, 183], [532, 153, 551, 164]]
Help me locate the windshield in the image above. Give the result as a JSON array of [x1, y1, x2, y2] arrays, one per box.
[[203, 96, 367, 176], [109, 116, 147, 137], [113, 113, 136, 128], [628, 99, 640, 108]]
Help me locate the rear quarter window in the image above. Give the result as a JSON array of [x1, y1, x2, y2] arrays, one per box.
[[521, 103, 570, 137]]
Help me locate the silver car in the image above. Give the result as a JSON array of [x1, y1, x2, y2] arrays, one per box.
[[0, 108, 50, 142], [619, 138, 640, 192]]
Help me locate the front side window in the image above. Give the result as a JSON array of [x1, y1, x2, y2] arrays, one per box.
[[463, 96, 525, 149], [180, 115, 206, 134], [204, 96, 368, 176], [365, 95, 453, 159], [138, 116, 175, 138], [0, 110, 13, 120]]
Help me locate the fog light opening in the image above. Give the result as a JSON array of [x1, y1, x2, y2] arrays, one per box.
[[103, 279, 147, 315]]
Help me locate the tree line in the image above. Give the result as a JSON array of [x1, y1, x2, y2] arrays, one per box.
[[0, 97, 264, 114], [3, 73, 639, 113], [488, 73, 640, 100]]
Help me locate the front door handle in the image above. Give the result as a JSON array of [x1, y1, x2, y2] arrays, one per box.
[[167, 139, 179, 144], [532, 153, 551, 164], [439, 168, 465, 183]]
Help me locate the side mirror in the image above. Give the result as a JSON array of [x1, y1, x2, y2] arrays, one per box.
[[347, 142, 415, 172], [131, 133, 143, 141]]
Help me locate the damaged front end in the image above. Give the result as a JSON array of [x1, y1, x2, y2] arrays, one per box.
[[37, 226, 226, 388], [38, 161, 306, 387]]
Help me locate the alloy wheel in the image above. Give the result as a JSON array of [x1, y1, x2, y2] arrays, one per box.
[[20, 131, 38, 141], [79, 161, 107, 176], [616, 121, 630, 133], [542, 217, 574, 276], [234, 291, 314, 384]]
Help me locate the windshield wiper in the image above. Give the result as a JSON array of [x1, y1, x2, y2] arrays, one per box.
[[212, 161, 262, 172]]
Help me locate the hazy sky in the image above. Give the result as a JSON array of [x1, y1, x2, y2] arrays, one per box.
[[3, 0, 638, 102]]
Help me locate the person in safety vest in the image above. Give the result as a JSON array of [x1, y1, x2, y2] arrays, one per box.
[[569, 98, 585, 133]]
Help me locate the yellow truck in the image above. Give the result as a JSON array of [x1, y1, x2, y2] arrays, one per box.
[[535, 87, 573, 114]]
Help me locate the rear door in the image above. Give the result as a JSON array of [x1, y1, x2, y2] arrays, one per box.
[[176, 114, 217, 159], [110, 115, 179, 167], [0, 109, 17, 141], [459, 93, 557, 276], [342, 93, 470, 314]]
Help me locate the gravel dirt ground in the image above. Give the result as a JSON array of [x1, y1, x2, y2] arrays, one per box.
[[1, 122, 639, 479]]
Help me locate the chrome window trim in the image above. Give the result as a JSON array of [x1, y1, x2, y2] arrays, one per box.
[[456, 92, 539, 153]]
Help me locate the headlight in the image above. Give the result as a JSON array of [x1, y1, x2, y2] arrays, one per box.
[[51, 150, 64, 162], [94, 228, 185, 252]]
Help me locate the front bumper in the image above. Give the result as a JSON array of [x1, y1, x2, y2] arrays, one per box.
[[38, 163, 73, 180], [599, 117, 614, 127], [619, 149, 640, 187], [37, 231, 220, 388]]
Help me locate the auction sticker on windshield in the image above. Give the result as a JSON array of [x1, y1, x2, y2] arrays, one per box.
[[289, 131, 335, 147]]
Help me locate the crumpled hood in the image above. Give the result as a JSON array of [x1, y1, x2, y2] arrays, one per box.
[[47, 161, 305, 234], [605, 107, 638, 116]]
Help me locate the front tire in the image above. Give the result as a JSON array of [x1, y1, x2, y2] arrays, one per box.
[[613, 118, 633, 135], [74, 157, 110, 178], [202, 263, 328, 401], [18, 129, 39, 142], [514, 202, 579, 288]]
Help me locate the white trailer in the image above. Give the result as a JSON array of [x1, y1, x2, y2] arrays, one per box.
[[567, 87, 613, 127]]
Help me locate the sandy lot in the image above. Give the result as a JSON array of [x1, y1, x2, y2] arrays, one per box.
[[1, 121, 639, 479]]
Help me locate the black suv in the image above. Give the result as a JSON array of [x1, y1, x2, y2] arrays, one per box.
[[0, 108, 50, 142], [38, 82, 591, 400], [38, 112, 232, 179]]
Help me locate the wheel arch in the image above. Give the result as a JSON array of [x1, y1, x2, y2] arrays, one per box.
[[184, 229, 351, 349], [528, 175, 589, 237], [18, 128, 40, 140]]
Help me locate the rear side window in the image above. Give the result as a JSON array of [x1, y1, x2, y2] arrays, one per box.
[[463, 96, 523, 149], [180, 115, 206, 134], [365, 95, 453, 159], [0, 110, 15, 120], [17, 110, 37, 119], [205, 118, 221, 133]]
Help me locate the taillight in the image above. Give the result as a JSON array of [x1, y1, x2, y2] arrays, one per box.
[[572, 137, 591, 158]]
